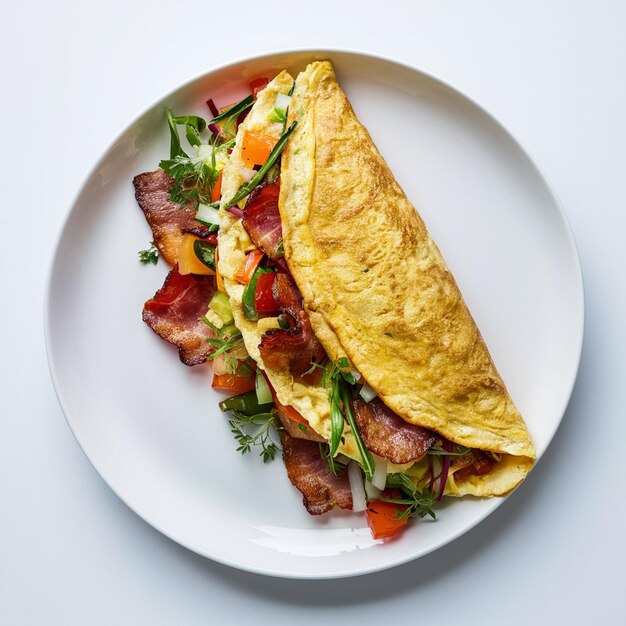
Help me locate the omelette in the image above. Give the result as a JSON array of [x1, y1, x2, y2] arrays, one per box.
[[217, 60, 535, 506], [136, 60, 535, 538]]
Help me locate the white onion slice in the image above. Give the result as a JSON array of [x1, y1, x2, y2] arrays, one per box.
[[431, 455, 442, 493], [359, 383, 377, 403], [348, 462, 367, 512], [371, 457, 388, 490], [364, 480, 382, 501], [274, 93, 292, 113], [239, 167, 256, 182], [195, 144, 214, 161], [196, 203, 220, 225]]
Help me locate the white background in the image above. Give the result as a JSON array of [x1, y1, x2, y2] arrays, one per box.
[[2, 0, 625, 623]]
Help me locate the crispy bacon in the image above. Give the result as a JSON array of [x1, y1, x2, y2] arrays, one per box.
[[142, 265, 216, 365], [351, 398, 437, 464], [258, 273, 327, 378], [281, 431, 353, 515], [133, 169, 211, 266], [241, 181, 283, 259]]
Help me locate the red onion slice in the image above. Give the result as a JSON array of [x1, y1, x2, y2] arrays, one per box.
[[275, 257, 289, 273], [207, 99, 219, 117], [226, 206, 245, 219], [437, 440, 452, 501]]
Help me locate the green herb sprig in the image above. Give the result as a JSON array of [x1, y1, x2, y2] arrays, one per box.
[[159, 109, 226, 209], [208, 95, 254, 125], [229, 410, 281, 463], [165, 110, 206, 158], [202, 318, 252, 377], [382, 473, 437, 521], [138, 242, 159, 265], [428, 445, 471, 457]]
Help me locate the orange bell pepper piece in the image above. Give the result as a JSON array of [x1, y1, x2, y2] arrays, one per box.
[[234, 249, 265, 284], [177, 234, 215, 276], [241, 130, 277, 168], [211, 171, 223, 203]]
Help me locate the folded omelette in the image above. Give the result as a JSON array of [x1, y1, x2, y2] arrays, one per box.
[[218, 61, 535, 499]]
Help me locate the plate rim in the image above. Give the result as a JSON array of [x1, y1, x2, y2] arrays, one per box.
[[43, 46, 585, 579]]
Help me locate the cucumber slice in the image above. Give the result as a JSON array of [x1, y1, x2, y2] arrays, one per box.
[[209, 291, 233, 325], [255, 370, 273, 405]]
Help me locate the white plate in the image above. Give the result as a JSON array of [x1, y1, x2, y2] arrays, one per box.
[[45, 49, 584, 579]]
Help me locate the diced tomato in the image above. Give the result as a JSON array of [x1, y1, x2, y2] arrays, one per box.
[[205, 234, 218, 246], [365, 500, 409, 540], [249, 77, 269, 98], [254, 272, 280, 313], [234, 248, 265, 284], [211, 171, 223, 203], [212, 372, 255, 394], [241, 130, 277, 168]]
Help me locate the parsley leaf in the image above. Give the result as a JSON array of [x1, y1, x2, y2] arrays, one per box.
[[160, 155, 219, 209], [160, 109, 225, 209], [138, 242, 158, 265]]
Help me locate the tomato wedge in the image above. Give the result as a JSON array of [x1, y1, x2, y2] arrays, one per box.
[[234, 248, 265, 284], [249, 77, 269, 98], [254, 272, 280, 313], [365, 500, 409, 540], [212, 372, 255, 394]]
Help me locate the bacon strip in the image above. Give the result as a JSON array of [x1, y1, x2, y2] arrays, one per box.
[[351, 398, 437, 464], [142, 265, 216, 365], [133, 169, 211, 266], [258, 273, 327, 378], [241, 181, 283, 259], [281, 431, 353, 515]]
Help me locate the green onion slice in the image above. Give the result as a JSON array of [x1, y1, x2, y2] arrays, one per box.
[[208, 95, 254, 124]]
